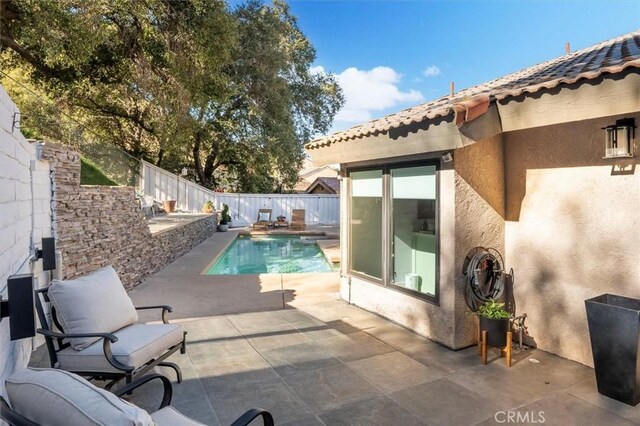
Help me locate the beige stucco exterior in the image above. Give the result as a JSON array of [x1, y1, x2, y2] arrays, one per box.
[[503, 112, 640, 366], [325, 73, 640, 365]]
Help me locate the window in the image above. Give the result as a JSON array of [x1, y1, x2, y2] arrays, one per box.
[[390, 165, 437, 297], [348, 162, 438, 302], [349, 169, 383, 279]]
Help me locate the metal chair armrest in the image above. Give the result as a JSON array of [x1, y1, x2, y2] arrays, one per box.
[[37, 328, 118, 343], [36, 328, 133, 372], [135, 305, 173, 324], [230, 408, 275, 426], [113, 374, 173, 410]]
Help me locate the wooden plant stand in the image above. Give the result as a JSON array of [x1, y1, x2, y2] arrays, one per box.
[[477, 320, 512, 368]]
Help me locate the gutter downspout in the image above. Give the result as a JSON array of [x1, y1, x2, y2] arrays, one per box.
[[452, 95, 503, 144]]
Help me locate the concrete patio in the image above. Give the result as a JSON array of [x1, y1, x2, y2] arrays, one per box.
[[30, 231, 640, 425]]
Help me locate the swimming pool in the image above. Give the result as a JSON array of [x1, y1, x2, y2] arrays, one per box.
[[207, 235, 333, 274]]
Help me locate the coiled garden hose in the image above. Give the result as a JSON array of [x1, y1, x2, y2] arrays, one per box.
[[462, 247, 506, 311]]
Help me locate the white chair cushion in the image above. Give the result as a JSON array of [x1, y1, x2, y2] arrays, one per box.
[[5, 367, 153, 426], [57, 323, 184, 373], [151, 406, 206, 426], [49, 265, 138, 350], [258, 212, 270, 221]]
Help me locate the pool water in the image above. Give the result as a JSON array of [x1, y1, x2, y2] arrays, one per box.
[[207, 235, 333, 274]]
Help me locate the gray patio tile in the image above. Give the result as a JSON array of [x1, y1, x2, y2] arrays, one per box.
[[195, 350, 280, 390], [169, 395, 221, 426], [227, 310, 291, 334], [446, 361, 553, 408], [245, 323, 313, 352], [317, 331, 395, 362], [319, 395, 425, 426], [364, 323, 429, 350], [346, 351, 444, 393], [389, 377, 503, 426], [259, 341, 341, 377], [279, 309, 317, 324], [564, 376, 640, 424], [182, 317, 241, 341], [188, 336, 257, 361], [293, 318, 346, 341], [206, 378, 311, 425], [283, 364, 383, 413], [476, 392, 636, 426], [281, 414, 326, 426], [400, 341, 480, 374]]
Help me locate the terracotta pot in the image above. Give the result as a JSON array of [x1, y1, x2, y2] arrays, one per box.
[[162, 200, 176, 213]]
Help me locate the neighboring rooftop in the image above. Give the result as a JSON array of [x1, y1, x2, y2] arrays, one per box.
[[307, 30, 640, 149], [307, 176, 340, 194]]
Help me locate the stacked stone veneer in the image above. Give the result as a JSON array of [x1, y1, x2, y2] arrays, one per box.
[[43, 142, 216, 289]]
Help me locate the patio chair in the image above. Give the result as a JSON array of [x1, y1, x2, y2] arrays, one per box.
[[139, 195, 156, 218], [34, 265, 187, 390], [252, 208, 272, 230], [0, 368, 274, 426], [290, 209, 306, 230]]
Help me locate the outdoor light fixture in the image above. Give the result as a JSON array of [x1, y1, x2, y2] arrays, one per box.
[[181, 167, 188, 176], [603, 118, 635, 158], [0, 274, 36, 341], [442, 152, 453, 163]]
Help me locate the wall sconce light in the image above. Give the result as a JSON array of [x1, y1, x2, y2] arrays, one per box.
[[0, 274, 36, 341], [603, 118, 635, 158], [441, 152, 453, 163], [181, 167, 188, 176]]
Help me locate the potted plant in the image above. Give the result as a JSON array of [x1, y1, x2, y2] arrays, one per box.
[[475, 299, 511, 348], [202, 200, 214, 213], [218, 203, 232, 232]]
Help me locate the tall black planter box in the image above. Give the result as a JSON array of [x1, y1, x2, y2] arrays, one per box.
[[585, 294, 640, 406]]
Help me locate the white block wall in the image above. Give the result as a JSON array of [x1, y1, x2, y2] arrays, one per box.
[[0, 85, 52, 399]]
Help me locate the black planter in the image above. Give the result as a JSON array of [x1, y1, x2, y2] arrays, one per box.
[[585, 294, 640, 406], [479, 317, 509, 348]]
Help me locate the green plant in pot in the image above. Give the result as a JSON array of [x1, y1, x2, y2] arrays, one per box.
[[218, 203, 232, 232], [202, 200, 214, 213], [476, 299, 511, 347]]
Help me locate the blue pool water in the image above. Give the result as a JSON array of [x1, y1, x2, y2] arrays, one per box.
[[207, 235, 333, 274]]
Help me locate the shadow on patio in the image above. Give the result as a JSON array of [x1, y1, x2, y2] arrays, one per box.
[[30, 232, 639, 425]]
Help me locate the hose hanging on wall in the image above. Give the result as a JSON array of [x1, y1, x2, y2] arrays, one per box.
[[462, 247, 507, 311]]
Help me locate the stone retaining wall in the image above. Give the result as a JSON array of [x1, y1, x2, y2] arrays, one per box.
[[43, 142, 216, 289]]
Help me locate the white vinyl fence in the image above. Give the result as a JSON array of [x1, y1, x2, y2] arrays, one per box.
[[140, 160, 339, 226]]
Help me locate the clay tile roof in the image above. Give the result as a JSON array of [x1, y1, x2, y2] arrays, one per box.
[[307, 30, 640, 150]]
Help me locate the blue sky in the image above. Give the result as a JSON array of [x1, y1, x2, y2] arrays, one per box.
[[276, 0, 640, 133]]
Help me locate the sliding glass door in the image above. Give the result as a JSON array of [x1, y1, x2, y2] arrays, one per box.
[[349, 169, 383, 280], [348, 162, 438, 302], [390, 165, 437, 297]]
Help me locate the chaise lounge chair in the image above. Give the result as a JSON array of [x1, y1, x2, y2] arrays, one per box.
[[0, 368, 274, 426], [290, 209, 306, 230], [34, 265, 187, 390], [252, 209, 272, 230]]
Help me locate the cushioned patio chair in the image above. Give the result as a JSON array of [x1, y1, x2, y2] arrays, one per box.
[[34, 265, 187, 390], [290, 209, 306, 230], [252, 208, 272, 230], [0, 368, 274, 426]]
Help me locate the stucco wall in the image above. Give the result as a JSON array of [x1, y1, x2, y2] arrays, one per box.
[[504, 112, 640, 366], [453, 134, 506, 347], [0, 86, 52, 399], [43, 142, 218, 290], [341, 164, 462, 349]]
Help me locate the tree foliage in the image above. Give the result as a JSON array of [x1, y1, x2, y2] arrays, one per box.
[[0, 0, 343, 192]]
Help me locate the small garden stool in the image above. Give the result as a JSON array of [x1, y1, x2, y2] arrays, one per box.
[[477, 320, 512, 368]]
